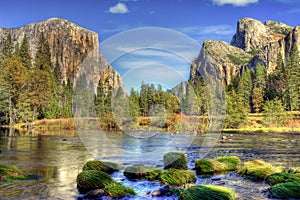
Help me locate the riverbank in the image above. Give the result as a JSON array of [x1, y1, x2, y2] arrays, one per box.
[[7, 112, 300, 134]]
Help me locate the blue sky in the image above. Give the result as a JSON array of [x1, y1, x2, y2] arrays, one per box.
[[1, 0, 300, 91]]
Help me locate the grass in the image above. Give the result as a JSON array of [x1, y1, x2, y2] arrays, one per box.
[[159, 169, 196, 186], [195, 156, 240, 175], [163, 152, 188, 170], [76, 170, 115, 194], [82, 160, 123, 174], [104, 183, 136, 198], [180, 185, 236, 200], [237, 160, 283, 180]]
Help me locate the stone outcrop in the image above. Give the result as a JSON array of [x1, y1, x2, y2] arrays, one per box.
[[191, 18, 299, 86], [190, 40, 252, 86], [0, 18, 122, 91]]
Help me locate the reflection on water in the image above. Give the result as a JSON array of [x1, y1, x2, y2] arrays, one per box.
[[0, 128, 299, 199]]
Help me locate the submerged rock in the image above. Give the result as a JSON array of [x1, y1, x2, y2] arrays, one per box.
[[0, 164, 39, 182], [151, 185, 171, 197], [163, 152, 188, 170], [180, 185, 237, 200], [76, 170, 115, 194], [195, 156, 240, 175], [82, 160, 123, 174], [84, 189, 105, 199]]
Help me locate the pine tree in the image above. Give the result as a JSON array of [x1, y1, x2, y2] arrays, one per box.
[[19, 35, 32, 69], [34, 33, 51, 72], [238, 67, 252, 111], [1, 34, 14, 61], [129, 87, 140, 121]]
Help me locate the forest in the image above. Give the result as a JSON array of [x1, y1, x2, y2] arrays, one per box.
[[0, 33, 300, 131]]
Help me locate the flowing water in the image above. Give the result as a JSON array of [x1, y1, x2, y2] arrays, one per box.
[[0, 128, 299, 200]]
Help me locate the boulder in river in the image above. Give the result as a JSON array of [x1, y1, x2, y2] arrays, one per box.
[[82, 160, 123, 174], [163, 152, 188, 170], [123, 165, 161, 179], [237, 159, 283, 180], [195, 156, 240, 175], [151, 185, 171, 197], [104, 182, 136, 198], [265, 172, 300, 185], [0, 164, 39, 182], [76, 170, 115, 194], [180, 185, 237, 200], [269, 181, 300, 199], [159, 169, 196, 186]]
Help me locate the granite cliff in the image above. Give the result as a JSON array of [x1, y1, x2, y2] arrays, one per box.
[[190, 17, 300, 86], [0, 18, 122, 90]]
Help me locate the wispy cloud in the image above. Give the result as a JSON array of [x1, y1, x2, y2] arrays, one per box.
[[108, 3, 129, 14], [212, 0, 258, 6], [288, 8, 300, 13], [275, 0, 300, 3], [120, 0, 142, 2]]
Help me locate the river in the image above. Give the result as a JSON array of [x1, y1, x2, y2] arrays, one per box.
[[0, 128, 299, 199]]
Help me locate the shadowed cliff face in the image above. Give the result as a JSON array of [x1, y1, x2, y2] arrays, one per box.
[[0, 18, 123, 91], [190, 17, 300, 86]]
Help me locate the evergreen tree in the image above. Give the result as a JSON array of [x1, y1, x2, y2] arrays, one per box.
[[19, 35, 32, 69], [238, 67, 252, 111], [1, 34, 14, 61], [129, 87, 140, 121], [34, 33, 51, 72]]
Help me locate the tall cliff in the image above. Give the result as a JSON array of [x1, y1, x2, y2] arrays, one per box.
[[190, 17, 300, 86], [0, 18, 122, 90]]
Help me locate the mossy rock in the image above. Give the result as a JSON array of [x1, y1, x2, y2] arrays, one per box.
[[123, 165, 160, 179], [237, 160, 283, 180], [82, 160, 123, 174], [76, 170, 115, 194], [159, 169, 196, 186], [266, 172, 300, 185], [145, 169, 163, 181], [0, 164, 38, 182], [163, 152, 188, 170], [269, 181, 300, 199], [195, 156, 240, 175], [104, 182, 136, 198], [180, 185, 236, 200]]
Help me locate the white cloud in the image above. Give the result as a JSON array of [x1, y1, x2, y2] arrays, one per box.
[[212, 0, 258, 6], [108, 3, 129, 14], [120, 0, 141, 2]]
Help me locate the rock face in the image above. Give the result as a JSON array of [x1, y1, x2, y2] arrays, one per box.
[[191, 18, 299, 86], [191, 40, 252, 86], [0, 18, 122, 90]]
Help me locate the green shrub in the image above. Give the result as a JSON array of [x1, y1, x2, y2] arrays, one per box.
[[266, 172, 300, 185], [104, 183, 136, 198], [269, 181, 300, 199], [82, 160, 123, 174], [195, 156, 240, 175], [159, 169, 196, 186], [237, 160, 283, 180], [163, 152, 188, 170], [123, 165, 160, 179], [180, 185, 236, 200], [76, 170, 115, 194]]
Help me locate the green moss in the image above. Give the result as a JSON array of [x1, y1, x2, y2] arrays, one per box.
[[123, 165, 160, 179], [180, 185, 236, 200], [163, 152, 188, 170], [159, 169, 196, 186], [227, 54, 252, 65], [0, 164, 38, 182], [82, 160, 123, 174], [269, 181, 300, 199], [104, 183, 136, 198], [145, 169, 163, 181], [195, 156, 240, 175], [76, 170, 115, 194], [266, 172, 300, 185], [237, 160, 283, 180]]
